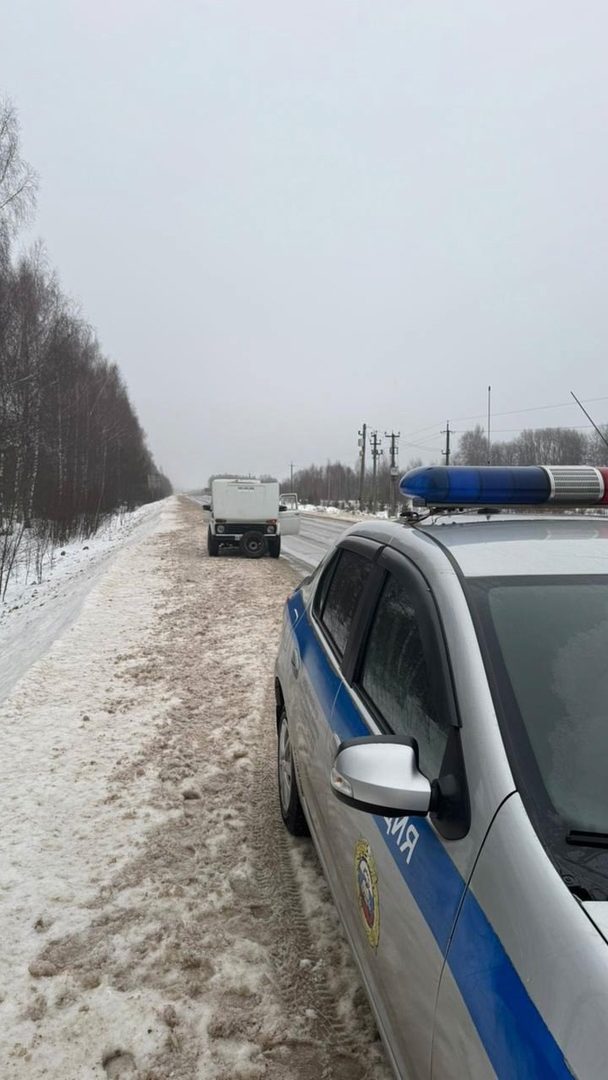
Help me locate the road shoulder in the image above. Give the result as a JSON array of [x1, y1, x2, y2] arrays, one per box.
[[0, 496, 390, 1080]]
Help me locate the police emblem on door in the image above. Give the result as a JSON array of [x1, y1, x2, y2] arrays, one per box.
[[355, 839, 380, 949]]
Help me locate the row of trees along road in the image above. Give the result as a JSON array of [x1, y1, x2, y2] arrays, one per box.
[[0, 96, 171, 597]]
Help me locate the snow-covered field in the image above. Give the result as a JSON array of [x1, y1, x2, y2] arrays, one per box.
[[0, 496, 391, 1080]]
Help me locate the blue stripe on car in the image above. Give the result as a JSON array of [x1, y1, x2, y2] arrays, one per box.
[[290, 599, 573, 1079]]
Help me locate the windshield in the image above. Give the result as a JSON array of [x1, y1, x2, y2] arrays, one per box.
[[470, 575, 608, 898]]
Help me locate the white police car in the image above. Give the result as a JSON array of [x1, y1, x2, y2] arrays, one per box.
[[275, 465, 608, 1079]]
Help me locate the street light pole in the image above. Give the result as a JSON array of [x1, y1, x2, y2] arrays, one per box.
[[487, 386, 492, 465]]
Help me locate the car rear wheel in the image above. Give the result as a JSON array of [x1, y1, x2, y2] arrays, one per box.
[[240, 530, 266, 558], [277, 709, 309, 836]]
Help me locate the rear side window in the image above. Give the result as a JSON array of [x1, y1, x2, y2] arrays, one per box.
[[319, 549, 373, 658], [359, 574, 450, 779]]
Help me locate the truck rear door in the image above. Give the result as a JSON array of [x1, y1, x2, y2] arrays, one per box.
[[279, 493, 301, 535]]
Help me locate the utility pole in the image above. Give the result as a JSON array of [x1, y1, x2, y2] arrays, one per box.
[[384, 430, 401, 515], [441, 421, 451, 466], [370, 431, 382, 513], [358, 423, 367, 510], [289, 462, 294, 489]]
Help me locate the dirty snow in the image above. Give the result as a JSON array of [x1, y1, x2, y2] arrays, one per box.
[[0, 496, 391, 1079]]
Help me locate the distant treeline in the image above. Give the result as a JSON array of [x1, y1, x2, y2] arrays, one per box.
[[0, 96, 171, 589], [454, 424, 608, 467]]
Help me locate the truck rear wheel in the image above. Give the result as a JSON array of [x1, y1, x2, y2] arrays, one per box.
[[207, 527, 219, 557], [268, 536, 281, 558], [240, 530, 266, 558]]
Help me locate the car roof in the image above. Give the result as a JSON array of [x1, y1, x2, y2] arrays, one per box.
[[348, 513, 608, 578]]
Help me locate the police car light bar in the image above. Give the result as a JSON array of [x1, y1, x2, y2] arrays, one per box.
[[399, 465, 608, 507]]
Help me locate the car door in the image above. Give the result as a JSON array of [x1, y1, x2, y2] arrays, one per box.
[[289, 539, 380, 840], [312, 548, 470, 1080], [279, 493, 301, 535]]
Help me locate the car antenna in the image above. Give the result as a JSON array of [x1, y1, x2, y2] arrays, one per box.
[[570, 390, 608, 452]]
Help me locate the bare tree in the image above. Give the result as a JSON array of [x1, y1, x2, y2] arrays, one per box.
[[0, 98, 37, 235]]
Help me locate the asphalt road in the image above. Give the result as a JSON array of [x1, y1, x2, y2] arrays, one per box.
[[280, 514, 354, 573]]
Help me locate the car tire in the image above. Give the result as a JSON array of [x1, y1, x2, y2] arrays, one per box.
[[240, 530, 266, 558], [207, 527, 219, 557], [268, 536, 281, 558], [277, 709, 309, 836]]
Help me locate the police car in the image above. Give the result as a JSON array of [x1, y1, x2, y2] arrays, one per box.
[[274, 465, 608, 1079]]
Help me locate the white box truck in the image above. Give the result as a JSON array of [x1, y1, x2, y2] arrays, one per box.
[[204, 479, 300, 558]]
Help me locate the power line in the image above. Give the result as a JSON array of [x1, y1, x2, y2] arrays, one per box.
[[402, 393, 608, 443], [401, 439, 443, 453]]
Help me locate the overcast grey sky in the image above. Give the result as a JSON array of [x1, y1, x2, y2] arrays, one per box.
[[3, 1, 608, 487]]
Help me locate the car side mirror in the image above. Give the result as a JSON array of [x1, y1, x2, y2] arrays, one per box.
[[331, 736, 433, 818]]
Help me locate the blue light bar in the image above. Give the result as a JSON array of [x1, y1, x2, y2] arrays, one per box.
[[401, 465, 608, 506], [400, 466, 551, 506]]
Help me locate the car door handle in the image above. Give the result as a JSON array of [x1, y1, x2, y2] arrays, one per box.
[[291, 649, 301, 677]]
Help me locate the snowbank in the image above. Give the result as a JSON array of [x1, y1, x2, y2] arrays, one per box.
[[0, 501, 167, 707]]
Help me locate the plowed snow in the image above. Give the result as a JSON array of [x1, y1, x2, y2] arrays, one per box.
[[0, 496, 391, 1080]]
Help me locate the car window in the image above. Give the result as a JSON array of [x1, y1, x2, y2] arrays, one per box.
[[314, 550, 340, 618], [319, 549, 373, 658], [359, 573, 450, 779]]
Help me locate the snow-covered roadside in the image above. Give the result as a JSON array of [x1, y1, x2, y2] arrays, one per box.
[[0, 496, 391, 1080], [0, 502, 167, 706], [0, 499, 179, 1077]]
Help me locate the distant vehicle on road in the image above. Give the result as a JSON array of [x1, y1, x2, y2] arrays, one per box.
[[275, 463, 608, 1079], [204, 479, 300, 558]]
